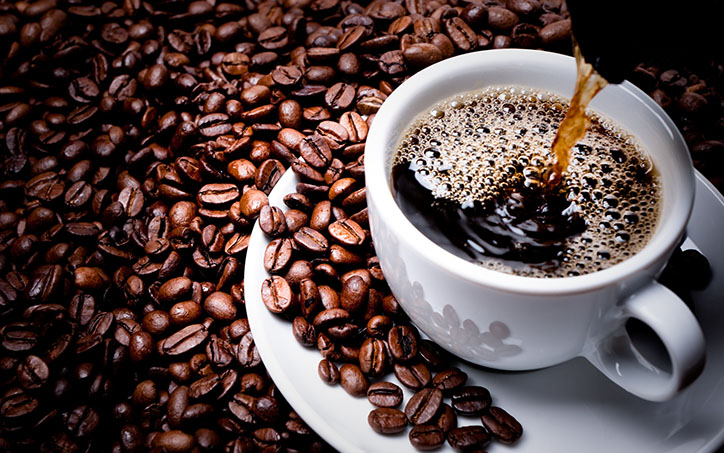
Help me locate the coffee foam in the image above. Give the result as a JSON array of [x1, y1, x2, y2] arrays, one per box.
[[393, 86, 662, 278]]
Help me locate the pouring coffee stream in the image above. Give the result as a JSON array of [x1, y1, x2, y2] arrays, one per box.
[[544, 42, 608, 187]]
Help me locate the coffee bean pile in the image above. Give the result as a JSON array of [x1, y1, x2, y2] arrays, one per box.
[[0, 0, 719, 451], [261, 178, 525, 449], [628, 62, 724, 192]]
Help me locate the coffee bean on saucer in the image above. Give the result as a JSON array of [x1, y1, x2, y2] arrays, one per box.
[[481, 406, 523, 444], [339, 364, 369, 397], [318, 359, 340, 385], [450, 386, 492, 416], [405, 388, 444, 425], [409, 424, 446, 450], [447, 425, 492, 451], [432, 367, 468, 394], [394, 362, 432, 391], [367, 381, 403, 408], [368, 408, 408, 434]]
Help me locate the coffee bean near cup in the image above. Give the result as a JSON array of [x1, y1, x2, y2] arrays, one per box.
[[365, 49, 706, 401]]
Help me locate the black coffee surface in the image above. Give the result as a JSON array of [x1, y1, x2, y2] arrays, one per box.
[[392, 86, 661, 278], [393, 163, 586, 268]]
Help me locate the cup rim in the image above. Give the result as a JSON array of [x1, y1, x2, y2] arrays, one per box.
[[365, 49, 695, 296]]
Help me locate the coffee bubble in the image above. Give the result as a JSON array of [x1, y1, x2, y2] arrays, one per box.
[[392, 86, 662, 278]]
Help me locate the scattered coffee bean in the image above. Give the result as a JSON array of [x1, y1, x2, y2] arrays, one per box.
[[405, 387, 444, 425], [367, 381, 403, 408], [447, 425, 492, 451], [432, 367, 468, 394], [368, 408, 408, 434], [450, 386, 492, 416], [481, 406, 523, 444], [409, 424, 446, 450], [339, 364, 369, 397]]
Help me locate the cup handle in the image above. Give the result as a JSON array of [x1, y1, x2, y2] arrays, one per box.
[[583, 281, 706, 401]]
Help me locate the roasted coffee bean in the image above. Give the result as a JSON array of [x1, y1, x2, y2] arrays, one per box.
[[292, 160, 325, 184], [446, 425, 491, 451], [285, 259, 313, 288], [481, 406, 523, 444], [368, 408, 408, 434], [316, 121, 348, 151], [239, 189, 269, 219], [240, 86, 271, 109], [256, 159, 285, 194], [227, 159, 257, 184], [339, 275, 368, 313], [153, 431, 195, 451], [310, 200, 332, 231], [339, 363, 369, 397], [318, 286, 341, 310], [253, 395, 280, 424], [409, 424, 446, 450], [435, 403, 458, 433], [539, 18, 571, 46], [237, 331, 261, 368], [190, 374, 221, 399], [450, 386, 491, 416], [405, 387, 443, 425], [359, 337, 388, 378], [393, 362, 432, 391], [264, 238, 294, 274], [379, 50, 406, 75], [293, 227, 329, 254], [272, 65, 303, 86], [224, 232, 250, 256], [325, 83, 356, 111], [129, 331, 153, 361], [318, 359, 340, 385], [253, 426, 282, 448], [204, 292, 237, 322], [261, 276, 294, 314], [17, 355, 49, 390], [298, 278, 321, 318], [299, 135, 332, 169], [228, 392, 255, 425], [142, 311, 170, 336], [259, 27, 289, 50], [367, 381, 403, 408], [69, 294, 96, 326], [292, 316, 316, 346], [278, 100, 303, 129], [432, 367, 468, 394], [312, 308, 351, 331], [460, 2, 488, 26], [366, 315, 393, 338], [222, 52, 249, 75], [328, 219, 366, 246], [207, 336, 235, 368], [488, 6, 519, 31], [387, 325, 418, 362], [259, 206, 287, 237], [198, 183, 240, 206], [162, 324, 208, 356]]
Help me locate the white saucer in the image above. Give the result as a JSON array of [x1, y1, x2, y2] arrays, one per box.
[[245, 170, 724, 453]]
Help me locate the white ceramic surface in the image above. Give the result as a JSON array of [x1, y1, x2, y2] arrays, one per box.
[[364, 49, 703, 400], [245, 169, 724, 453]]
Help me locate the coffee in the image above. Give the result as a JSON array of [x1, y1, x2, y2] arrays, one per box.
[[392, 86, 661, 278]]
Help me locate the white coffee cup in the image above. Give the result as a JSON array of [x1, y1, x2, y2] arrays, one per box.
[[365, 49, 705, 402]]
